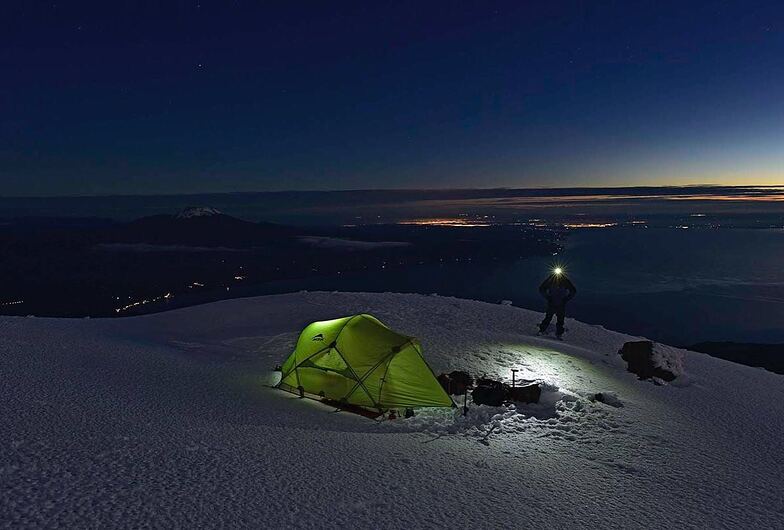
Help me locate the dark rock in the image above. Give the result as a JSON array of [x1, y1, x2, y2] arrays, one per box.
[[507, 383, 541, 404], [448, 370, 473, 394], [437, 370, 474, 395], [472, 380, 507, 406], [619, 341, 676, 382], [437, 373, 450, 393]]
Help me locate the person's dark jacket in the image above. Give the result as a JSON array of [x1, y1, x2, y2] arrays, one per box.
[[539, 274, 577, 308]]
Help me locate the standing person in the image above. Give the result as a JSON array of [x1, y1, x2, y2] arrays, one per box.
[[538, 268, 577, 338]]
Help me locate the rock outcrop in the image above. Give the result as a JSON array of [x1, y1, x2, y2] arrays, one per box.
[[619, 340, 677, 382]]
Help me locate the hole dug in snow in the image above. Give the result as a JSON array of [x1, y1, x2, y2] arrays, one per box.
[[378, 382, 596, 442]]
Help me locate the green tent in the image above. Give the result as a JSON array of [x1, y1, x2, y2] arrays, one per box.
[[277, 314, 454, 412]]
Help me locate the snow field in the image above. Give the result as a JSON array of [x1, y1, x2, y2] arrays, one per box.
[[1, 292, 783, 528]]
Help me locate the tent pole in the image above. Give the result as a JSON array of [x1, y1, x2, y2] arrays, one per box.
[[278, 343, 332, 387], [332, 345, 382, 411], [343, 348, 399, 408]]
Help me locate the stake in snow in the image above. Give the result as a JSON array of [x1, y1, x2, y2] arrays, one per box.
[[2, 292, 782, 527]]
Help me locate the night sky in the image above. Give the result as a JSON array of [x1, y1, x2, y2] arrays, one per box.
[[2, 1, 783, 196]]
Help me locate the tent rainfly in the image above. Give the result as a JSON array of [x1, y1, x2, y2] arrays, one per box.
[[277, 314, 454, 412]]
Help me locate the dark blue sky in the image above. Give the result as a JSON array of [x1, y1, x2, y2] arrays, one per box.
[[2, 1, 783, 196]]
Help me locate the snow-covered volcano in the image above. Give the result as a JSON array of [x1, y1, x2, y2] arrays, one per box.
[[2, 292, 782, 527], [174, 206, 223, 219]]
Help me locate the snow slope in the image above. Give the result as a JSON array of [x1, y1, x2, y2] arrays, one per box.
[[2, 292, 783, 528]]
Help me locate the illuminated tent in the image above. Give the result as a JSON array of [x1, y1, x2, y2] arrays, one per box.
[[277, 314, 454, 412]]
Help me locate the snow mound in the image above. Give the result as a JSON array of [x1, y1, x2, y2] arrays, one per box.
[[594, 391, 624, 408], [1, 291, 783, 527]]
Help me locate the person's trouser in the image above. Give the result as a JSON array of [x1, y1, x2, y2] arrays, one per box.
[[539, 305, 565, 334]]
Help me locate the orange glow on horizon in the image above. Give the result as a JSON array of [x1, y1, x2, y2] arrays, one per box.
[[397, 218, 493, 227], [563, 222, 619, 228]]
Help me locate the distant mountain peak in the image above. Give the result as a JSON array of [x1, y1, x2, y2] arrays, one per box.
[[175, 207, 223, 219]]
